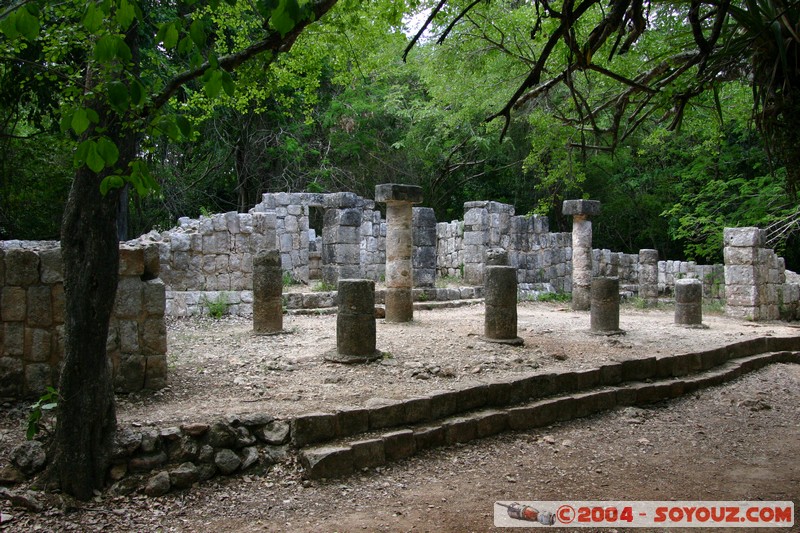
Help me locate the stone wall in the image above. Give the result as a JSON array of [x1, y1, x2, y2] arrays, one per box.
[[0, 241, 167, 399], [724, 227, 800, 320]]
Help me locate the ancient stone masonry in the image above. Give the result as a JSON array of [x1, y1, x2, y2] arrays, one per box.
[[0, 241, 167, 399], [724, 227, 800, 320], [412, 207, 437, 288], [435, 219, 464, 279], [563, 199, 601, 310], [460, 201, 568, 290]]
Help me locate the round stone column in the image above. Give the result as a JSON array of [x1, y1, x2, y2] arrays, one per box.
[[325, 279, 381, 363], [375, 184, 423, 323], [675, 278, 705, 327], [562, 200, 601, 311], [638, 249, 659, 307], [253, 249, 283, 334], [482, 249, 523, 345], [590, 277, 623, 335]]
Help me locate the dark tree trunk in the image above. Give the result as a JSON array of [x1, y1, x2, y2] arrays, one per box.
[[53, 160, 121, 499]]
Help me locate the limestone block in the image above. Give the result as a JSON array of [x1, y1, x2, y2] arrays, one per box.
[[119, 246, 145, 277], [0, 357, 23, 396], [562, 199, 601, 217], [238, 214, 253, 234], [5, 249, 39, 287], [3, 322, 23, 356], [199, 217, 214, 235], [190, 234, 203, 253], [38, 248, 63, 284], [51, 283, 64, 324], [25, 286, 51, 328], [118, 320, 139, 353], [324, 192, 359, 209], [1, 287, 26, 322], [375, 183, 423, 204], [724, 265, 757, 285], [723, 227, 763, 247], [144, 355, 167, 390], [24, 363, 52, 396], [115, 278, 144, 319]]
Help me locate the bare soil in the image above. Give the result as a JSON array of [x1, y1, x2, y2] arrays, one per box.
[[2, 300, 799, 532]]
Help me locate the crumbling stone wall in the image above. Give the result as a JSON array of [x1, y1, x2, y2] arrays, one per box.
[[724, 227, 800, 320], [0, 241, 167, 399], [459, 201, 569, 290]]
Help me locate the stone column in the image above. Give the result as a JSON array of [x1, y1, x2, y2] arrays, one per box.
[[412, 207, 437, 288], [253, 249, 283, 334], [638, 249, 659, 307], [482, 249, 523, 345], [321, 193, 362, 286], [675, 278, 705, 327], [325, 279, 381, 363], [724, 227, 765, 320], [462, 201, 489, 285], [375, 184, 423, 323], [590, 277, 623, 335], [562, 200, 601, 311]]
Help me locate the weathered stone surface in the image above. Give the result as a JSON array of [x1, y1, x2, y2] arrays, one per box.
[[181, 423, 210, 438], [367, 399, 405, 430], [350, 438, 385, 469], [590, 277, 622, 333], [214, 449, 242, 475], [239, 446, 260, 470], [207, 421, 238, 448], [4, 249, 39, 286], [335, 407, 369, 437], [300, 445, 353, 479], [382, 429, 416, 461], [444, 416, 478, 445], [129, 451, 168, 473], [167, 436, 199, 463], [144, 471, 171, 497], [254, 420, 290, 445], [10, 441, 46, 475], [169, 462, 199, 489], [562, 199, 601, 217], [291, 412, 337, 447], [413, 425, 446, 450], [234, 426, 256, 448], [112, 427, 142, 459], [375, 184, 423, 204]]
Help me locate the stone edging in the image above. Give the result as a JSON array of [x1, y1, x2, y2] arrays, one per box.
[[9, 336, 794, 497], [295, 337, 800, 479]]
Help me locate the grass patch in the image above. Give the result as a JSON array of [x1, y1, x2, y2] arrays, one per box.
[[201, 293, 230, 318], [312, 280, 336, 292]]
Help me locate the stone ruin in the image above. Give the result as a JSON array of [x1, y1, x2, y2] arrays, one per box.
[[2, 187, 800, 399], [0, 240, 167, 398]]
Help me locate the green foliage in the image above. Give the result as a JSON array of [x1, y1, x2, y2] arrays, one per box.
[[282, 271, 298, 287], [27, 387, 59, 440], [534, 291, 572, 303], [201, 293, 230, 318], [311, 280, 336, 292]]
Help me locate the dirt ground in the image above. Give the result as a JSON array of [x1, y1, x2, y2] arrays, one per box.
[[2, 300, 800, 532]]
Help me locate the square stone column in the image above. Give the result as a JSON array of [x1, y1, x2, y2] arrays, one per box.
[[562, 199, 601, 311], [376, 184, 423, 322]]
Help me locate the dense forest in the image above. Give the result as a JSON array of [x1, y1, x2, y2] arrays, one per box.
[[2, 0, 799, 267]]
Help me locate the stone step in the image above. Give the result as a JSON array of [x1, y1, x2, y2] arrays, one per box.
[[298, 348, 800, 479]]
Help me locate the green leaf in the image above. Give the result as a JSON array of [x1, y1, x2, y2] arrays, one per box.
[[74, 139, 92, 166], [94, 35, 117, 62], [85, 142, 105, 173], [203, 69, 223, 98], [71, 108, 90, 135], [107, 81, 130, 112], [100, 175, 125, 195], [97, 137, 120, 166], [115, 0, 136, 30], [163, 22, 179, 49], [176, 115, 192, 137], [270, 0, 301, 37], [189, 19, 206, 47], [221, 70, 235, 97], [15, 7, 40, 41], [83, 3, 104, 33], [59, 110, 74, 133], [130, 79, 145, 107], [0, 15, 20, 39]]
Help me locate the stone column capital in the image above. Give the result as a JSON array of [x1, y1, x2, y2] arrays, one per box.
[[375, 184, 423, 205], [562, 199, 601, 218]]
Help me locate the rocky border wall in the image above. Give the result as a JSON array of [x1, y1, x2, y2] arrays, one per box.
[[0, 241, 167, 399]]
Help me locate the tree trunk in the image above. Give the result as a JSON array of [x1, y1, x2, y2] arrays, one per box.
[[52, 154, 121, 500]]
